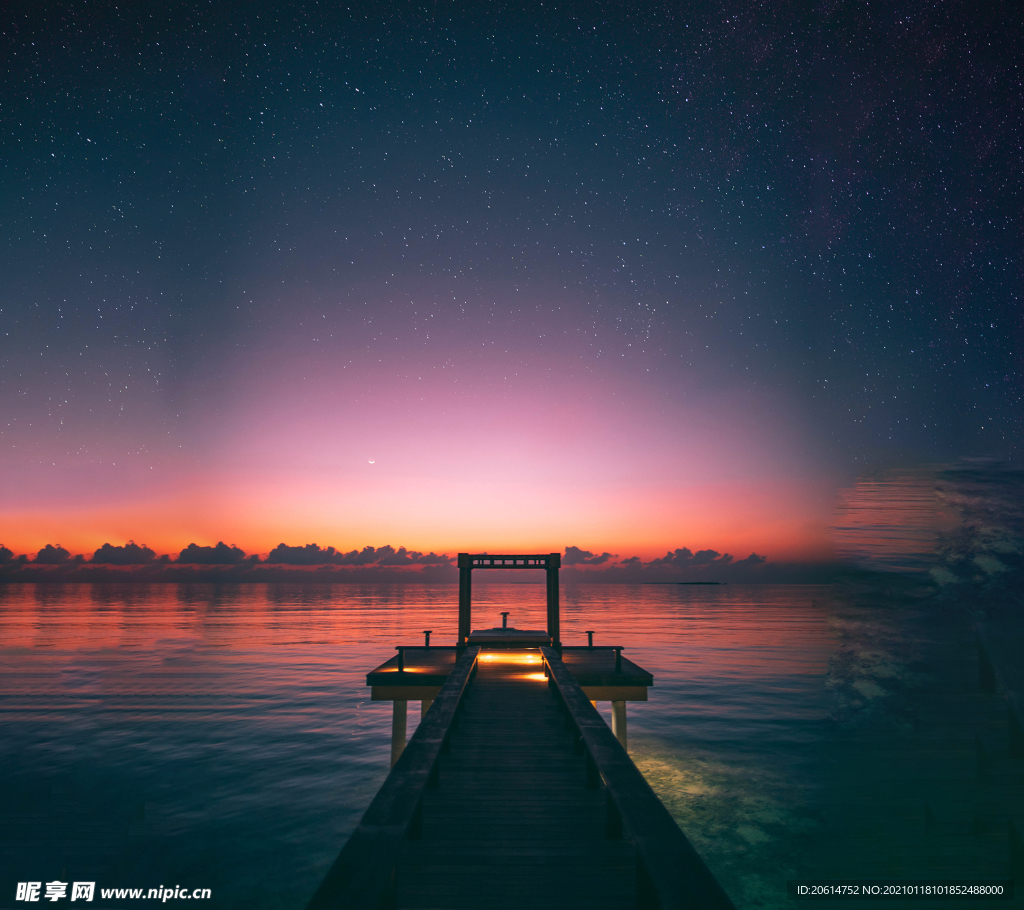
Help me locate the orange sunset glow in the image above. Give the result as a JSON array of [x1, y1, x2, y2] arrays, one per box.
[[1, 345, 835, 564]]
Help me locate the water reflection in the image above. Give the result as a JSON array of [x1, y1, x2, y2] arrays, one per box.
[[0, 583, 840, 909], [1, 576, 1015, 908]]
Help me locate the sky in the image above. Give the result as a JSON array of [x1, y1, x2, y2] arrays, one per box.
[[2, 0, 1022, 563]]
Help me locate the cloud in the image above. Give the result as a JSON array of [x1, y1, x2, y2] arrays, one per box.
[[328, 545, 377, 565], [375, 546, 417, 565], [557, 546, 773, 582], [563, 546, 617, 565], [638, 549, 765, 570], [177, 542, 252, 565], [264, 542, 454, 567], [410, 551, 453, 566], [733, 553, 767, 568], [34, 544, 73, 564], [91, 541, 158, 565], [266, 542, 342, 565], [646, 547, 735, 567], [371, 546, 453, 566]]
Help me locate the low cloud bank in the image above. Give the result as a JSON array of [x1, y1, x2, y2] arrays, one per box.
[[555, 546, 848, 583], [265, 543, 450, 566], [0, 540, 460, 582], [0, 541, 850, 583], [564, 547, 771, 582], [559, 545, 771, 579]]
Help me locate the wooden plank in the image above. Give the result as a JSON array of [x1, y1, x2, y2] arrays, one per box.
[[307, 646, 480, 910], [541, 646, 736, 910], [395, 656, 636, 909]]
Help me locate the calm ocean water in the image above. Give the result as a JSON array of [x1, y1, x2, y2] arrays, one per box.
[[0, 580, 1008, 908]]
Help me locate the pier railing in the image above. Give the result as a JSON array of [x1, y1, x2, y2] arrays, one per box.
[[307, 645, 481, 910], [541, 646, 737, 910]]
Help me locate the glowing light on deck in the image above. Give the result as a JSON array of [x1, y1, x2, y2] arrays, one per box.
[[479, 652, 542, 665]]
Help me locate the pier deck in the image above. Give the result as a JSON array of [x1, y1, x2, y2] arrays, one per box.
[[367, 646, 653, 702], [395, 653, 635, 909]]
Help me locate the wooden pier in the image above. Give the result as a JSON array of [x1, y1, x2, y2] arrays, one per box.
[[308, 554, 735, 910]]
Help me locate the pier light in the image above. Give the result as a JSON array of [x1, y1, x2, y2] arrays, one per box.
[[479, 651, 542, 664]]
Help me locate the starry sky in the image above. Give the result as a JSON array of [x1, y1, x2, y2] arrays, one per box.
[[2, 0, 1022, 560]]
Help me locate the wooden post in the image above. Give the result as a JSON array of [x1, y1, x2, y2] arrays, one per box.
[[391, 700, 407, 767], [421, 697, 434, 718], [546, 552, 561, 647], [612, 700, 627, 749], [457, 553, 472, 645]]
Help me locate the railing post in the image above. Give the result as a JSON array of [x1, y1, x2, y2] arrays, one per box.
[[606, 790, 623, 839], [586, 748, 600, 789], [408, 799, 423, 840], [636, 858, 658, 910]]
